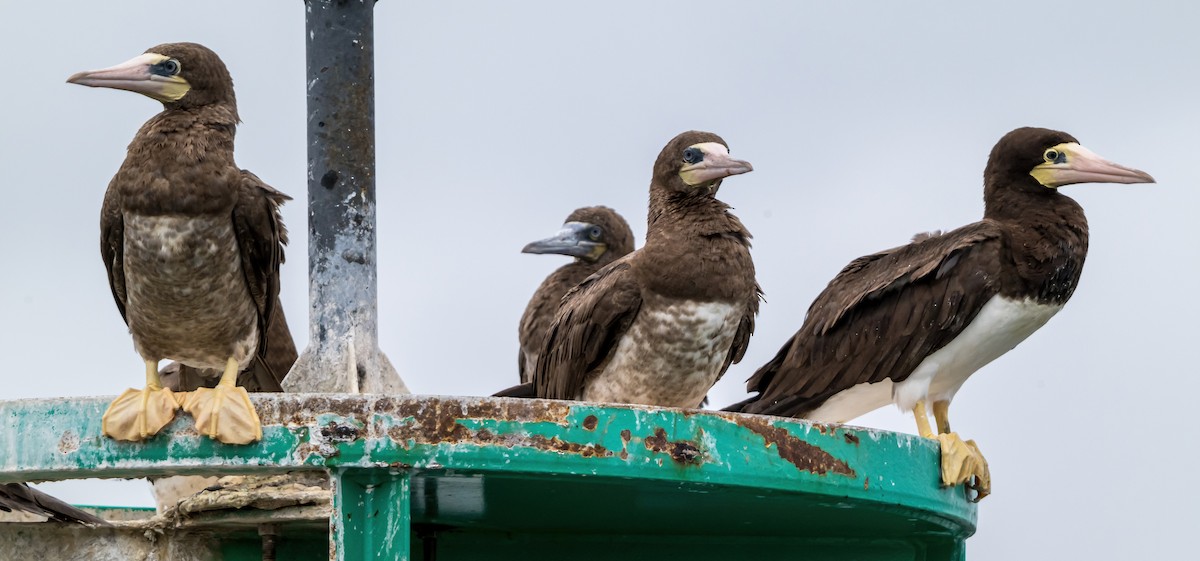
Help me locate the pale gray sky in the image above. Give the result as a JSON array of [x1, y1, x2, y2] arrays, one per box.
[[1, 1, 1196, 558]]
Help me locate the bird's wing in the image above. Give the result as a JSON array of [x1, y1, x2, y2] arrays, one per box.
[[0, 483, 108, 526], [517, 277, 555, 385], [739, 221, 1004, 416], [231, 170, 291, 391], [238, 298, 297, 391], [718, 280, 763, 381], [100, 179, 127, 322], [534, 259, 642, 400]]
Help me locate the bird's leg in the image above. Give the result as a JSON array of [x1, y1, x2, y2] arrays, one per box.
[[912, 400, 935, 438], [930, 399, 991, 502], [102, 360, 179, 441], [179, 357, 263, 444], [932, 399, 952, 434]]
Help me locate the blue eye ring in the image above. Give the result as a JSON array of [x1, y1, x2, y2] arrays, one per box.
[[682, 147, 703, 165]]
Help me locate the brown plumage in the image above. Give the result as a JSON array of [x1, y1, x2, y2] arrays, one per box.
[[727, 127, 1154, 420], [101, 132, 288, 379], [529, 131, 760, 407], [516, 206, 634, 384], [159, 300, 297, 392], [72, 42, 290, 443], [0, 483, 107, 525]]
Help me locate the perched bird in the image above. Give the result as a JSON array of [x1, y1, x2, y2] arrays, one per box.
[[68, 43, 290, 445], [528, 131, 760, 408], [517, 206, 635, 384], [726, 127, 1154, 499], [0, 483, 108, 526]]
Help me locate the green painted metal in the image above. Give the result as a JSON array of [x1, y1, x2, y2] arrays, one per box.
[[333, 468, 410, 561], [0, 395, 976, 559]]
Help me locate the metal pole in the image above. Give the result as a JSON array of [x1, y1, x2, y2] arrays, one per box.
[[288, 0, 406, 394]]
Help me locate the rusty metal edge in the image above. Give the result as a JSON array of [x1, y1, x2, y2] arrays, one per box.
[[0, 395, 976, 536]]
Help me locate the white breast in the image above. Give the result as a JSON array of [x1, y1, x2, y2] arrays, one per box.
[[807, 295, 1064, 422], [582, 300, 740, 407]]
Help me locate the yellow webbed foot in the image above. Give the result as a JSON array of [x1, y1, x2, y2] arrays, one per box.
[[180, 384, 262, 444], [102, 387, 179, 441], [936, 432, 991, 502]]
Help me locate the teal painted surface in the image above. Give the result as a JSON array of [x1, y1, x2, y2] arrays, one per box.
[[0, 395, 975, 559], [333, 468, 410, 561]]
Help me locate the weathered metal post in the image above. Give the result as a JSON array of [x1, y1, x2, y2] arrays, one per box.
[[288, 0, 407, 394], [332, 468, 411, 561]]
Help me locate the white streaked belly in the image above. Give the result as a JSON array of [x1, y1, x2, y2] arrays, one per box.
[[808, 295, 1063, 422], [582, 300, 739, 407]]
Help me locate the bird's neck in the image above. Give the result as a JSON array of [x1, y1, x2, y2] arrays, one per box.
[[638, 185, 755, 302], [646, 186, 749, 243], [130, 104, 239, 159], [117, 104, 242, 216], [985, 182, 1090, 304]]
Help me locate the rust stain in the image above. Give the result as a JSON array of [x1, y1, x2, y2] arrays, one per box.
[[582, 415, 598, 431], [843, 432, 860, 445], [643, 428, 703, 465], [735, 416, 855, 477], [618, 429, 632, 460], [382, 398, 610, 459]]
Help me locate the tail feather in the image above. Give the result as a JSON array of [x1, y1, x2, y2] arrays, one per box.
[[493, 382, 537, 398]]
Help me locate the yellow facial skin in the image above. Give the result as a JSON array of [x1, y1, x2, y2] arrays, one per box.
[[1030, 142, 1155, 188], [67, 52, 191, 103]]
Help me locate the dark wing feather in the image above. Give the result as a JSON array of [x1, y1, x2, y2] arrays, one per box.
[[493, 382, 537, 398], [518, 264, 598, 384], [0, 483, 108, 526], [736, 222, 1005, 416], [231, 170, 291, 391], [100, 178, 127, 322], [719, 281, 763, 379], [516, 279, 555, 384], [534, 259, 642, 400]]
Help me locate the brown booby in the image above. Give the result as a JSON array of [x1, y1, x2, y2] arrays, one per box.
[[0, 483, 107, 525], [517, 206, 635, 384], [68, 43, 290, 444], [725, 127, 1154, 499], [530, 131, 760, 407]]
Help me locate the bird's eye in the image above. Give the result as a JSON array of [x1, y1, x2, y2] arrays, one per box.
[[588, 227, 602, 241], [162, 59, 181, 75], [1044, 149, 1060, 163], [682, 147, 703, 165]]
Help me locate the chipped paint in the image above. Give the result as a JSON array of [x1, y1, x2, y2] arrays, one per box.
[[730, 414, 856, 477], [643, 427, 704, 465], [1, 394, 977, 558]]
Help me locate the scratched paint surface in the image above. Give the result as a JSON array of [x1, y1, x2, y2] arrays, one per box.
[[0, 395, 975, 535]]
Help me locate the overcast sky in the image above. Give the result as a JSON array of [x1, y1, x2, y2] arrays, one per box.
[[1, 1, 1196, 558]]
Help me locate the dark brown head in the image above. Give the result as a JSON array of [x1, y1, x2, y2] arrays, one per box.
[[67, 42, 237, 116], [651, 131, 753, 199], [522, 206, 634, 264], [983, 127, 1154, 217]]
